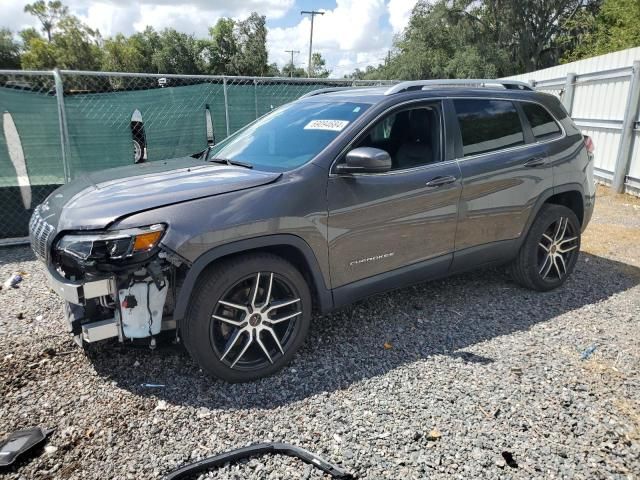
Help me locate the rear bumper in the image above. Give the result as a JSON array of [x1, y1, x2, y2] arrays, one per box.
[[45, 264, 115, 305], [582, 190, 596, 232]]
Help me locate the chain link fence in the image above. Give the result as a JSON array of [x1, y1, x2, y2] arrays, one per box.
[[0, 70, 394, 242]]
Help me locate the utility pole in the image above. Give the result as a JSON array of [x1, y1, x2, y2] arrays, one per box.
[[301, 10, 324, 77], [284, 49, 300, 77]]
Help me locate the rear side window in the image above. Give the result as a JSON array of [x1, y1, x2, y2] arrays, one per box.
[[522, 102, 562, 140], [454, 99, 524, 157]]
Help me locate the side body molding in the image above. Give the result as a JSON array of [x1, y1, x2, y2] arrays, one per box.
[[172, 234, 333, 323]]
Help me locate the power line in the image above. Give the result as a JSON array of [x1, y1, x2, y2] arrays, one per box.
[[284, 49, 300, 77], [300, 10, 324, 78]]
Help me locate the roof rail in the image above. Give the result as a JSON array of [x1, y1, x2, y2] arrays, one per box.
[[299, 85, 389, 99], [384, 79, 533, 95], [299, 87, 359, 99]]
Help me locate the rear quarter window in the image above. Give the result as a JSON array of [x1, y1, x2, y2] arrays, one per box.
[[453, 99, 524, 157], [521, 102, 562, 140]]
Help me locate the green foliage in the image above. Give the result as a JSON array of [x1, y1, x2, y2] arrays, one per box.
[[231, 13, 269, 76], [282, 63, 307, 77], [266, 62, 282, 77], [20, 13, 102, 70], [204, 18, 237, 74], [355, 0, 601, 80], [18, 3, 272, 76], [563, 0, 640, 62], [310, 53, 330, 78], [24, 0, 69, 42], [13, 0, 638, 79], [0, 29, 21, 69], [151, 29, 202, 75]]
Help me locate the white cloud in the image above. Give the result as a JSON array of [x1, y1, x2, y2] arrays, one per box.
[[387, 0, 417, 34], [0, 1, 40, 33], [0, 0, 295, 37], [268, 0, 392, 77]]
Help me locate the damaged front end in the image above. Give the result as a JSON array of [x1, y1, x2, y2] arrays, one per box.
[[40, 221, 185, 347]]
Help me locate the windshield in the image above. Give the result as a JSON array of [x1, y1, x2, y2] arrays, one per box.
[[207, 101, 371, 172]]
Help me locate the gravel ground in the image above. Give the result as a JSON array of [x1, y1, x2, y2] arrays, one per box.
[[1, 185, 639, 480]]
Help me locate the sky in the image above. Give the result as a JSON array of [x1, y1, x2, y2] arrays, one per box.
[[0, 0, 418, 77]]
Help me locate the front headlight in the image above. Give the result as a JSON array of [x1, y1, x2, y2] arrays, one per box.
[[56, 224, 165, 261]]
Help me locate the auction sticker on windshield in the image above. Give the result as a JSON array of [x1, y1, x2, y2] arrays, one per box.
[[304, 120, 350, 131]]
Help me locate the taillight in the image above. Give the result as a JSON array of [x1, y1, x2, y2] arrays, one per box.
[[584, 135, 595, 154]]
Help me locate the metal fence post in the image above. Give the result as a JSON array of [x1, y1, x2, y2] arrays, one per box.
[[562, 72, 576, 115], [222, 76, 230, 137], [52, 68, 71, 183], [612, 61, 640, 193], [253, 79, 259, 119]]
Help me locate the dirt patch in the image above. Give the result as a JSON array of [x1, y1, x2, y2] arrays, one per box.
[[582, 185, 640, 269]]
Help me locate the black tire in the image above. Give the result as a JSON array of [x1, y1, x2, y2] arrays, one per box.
[[183, 253, 312, 382], [510, 204, 581, 291], [133, 139, 143, 163]]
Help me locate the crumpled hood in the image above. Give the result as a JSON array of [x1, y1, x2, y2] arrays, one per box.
[[40, 157, 281, 231]]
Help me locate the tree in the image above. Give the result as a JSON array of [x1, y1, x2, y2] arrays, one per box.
[[24, 0, 69, 42], [282, 63, 307, 77], [309, 52, 330, 78], [498, 0, 589, 72], [151, 29, 202, 74], [266, 62, 281, 77], [563, 0, 640, 62], [204, 18, 237, 74], [232, 13, 268, 76], [0, 29, 21, 69], [351, 0, 599, 80], [385, 1, 510, 79], [20, 35, 56, 69], [102, 28, 160, 72], [21, 13, 102, 69], [51, 16, 102, 70]]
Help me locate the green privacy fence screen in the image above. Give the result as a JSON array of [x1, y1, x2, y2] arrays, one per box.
[[0, 70, 394, 240]]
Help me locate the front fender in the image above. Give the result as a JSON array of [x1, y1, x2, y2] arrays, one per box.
[[172, 234, 333, 323]]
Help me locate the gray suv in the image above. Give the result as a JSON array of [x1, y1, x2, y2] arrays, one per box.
[[30, 79, 596, 382]]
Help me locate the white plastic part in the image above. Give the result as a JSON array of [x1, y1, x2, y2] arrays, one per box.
[[118, 279, 169, 339]]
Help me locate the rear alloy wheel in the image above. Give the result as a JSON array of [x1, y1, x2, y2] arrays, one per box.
[[511, 204, 581, 291], [537, 216, 579, 281], [183, 254, 312, 382]]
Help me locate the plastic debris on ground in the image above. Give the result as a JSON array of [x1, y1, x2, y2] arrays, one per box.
[[580, 344, 597, 360], [3, 273, 22, 289]]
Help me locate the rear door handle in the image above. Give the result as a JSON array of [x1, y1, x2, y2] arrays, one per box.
[[524, 157, 547, 168], [425, 175, 457, 187]]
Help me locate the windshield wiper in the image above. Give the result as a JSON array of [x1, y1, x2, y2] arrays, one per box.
[[208, 157, 253, 169], [198, 145, 212, 161]]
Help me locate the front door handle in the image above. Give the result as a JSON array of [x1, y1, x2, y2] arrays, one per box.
[[524, 157, 547, 168], [425, 175, 457, 187]]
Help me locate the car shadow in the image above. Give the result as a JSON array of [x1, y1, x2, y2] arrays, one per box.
[[87, 252, 639, 410]]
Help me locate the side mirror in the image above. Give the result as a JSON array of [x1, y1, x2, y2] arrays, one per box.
[[335, 147, 392, 174]]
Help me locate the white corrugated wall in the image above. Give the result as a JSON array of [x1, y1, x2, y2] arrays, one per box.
[[503, 47, 640, 194]]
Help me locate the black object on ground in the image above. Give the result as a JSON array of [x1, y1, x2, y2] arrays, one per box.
[[502, 450, 519, 468], [163, 442, 354, 479], [0, 427, 53, 467]]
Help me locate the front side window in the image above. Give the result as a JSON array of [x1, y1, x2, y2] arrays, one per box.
[[522, 102, 562, 140], [351, 104, 442, 170], [454, 99, 524, 157], [208, 101, 370, 172]]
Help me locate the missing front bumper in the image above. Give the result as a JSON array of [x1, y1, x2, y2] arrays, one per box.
[[45, 264, 116, 304]]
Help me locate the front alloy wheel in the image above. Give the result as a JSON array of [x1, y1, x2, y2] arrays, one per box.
[[211, 272, 303, 370], [183, 253, 312, 382]]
